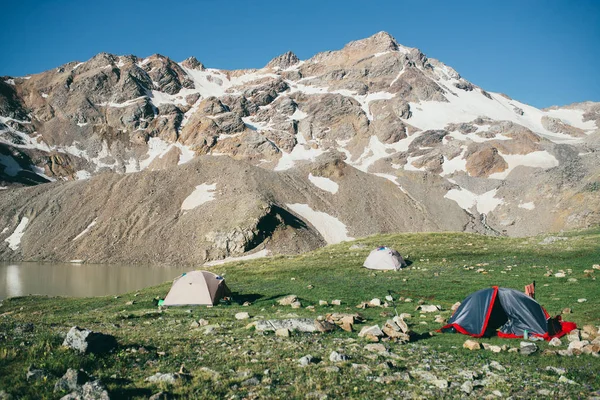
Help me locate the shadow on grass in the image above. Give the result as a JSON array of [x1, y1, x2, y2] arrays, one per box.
[[231, 293, 293, 305], [110, 387, 154, 398], [231, 293, 263, 305]]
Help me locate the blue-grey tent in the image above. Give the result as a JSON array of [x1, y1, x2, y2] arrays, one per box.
[[440, 286, 576, 340]]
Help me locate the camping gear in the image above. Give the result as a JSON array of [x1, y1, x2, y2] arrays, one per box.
[[524, 281, 535, 299], [163, 271, 230, 306], [440, 286, 576, 340], [363, 247, 406, 270]]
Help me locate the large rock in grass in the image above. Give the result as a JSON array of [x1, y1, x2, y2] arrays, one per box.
[[62, 327, 117, 354], [60, 380, 110, 400], [463, 340, 481, 351], [520, 341, 538, 355], [255, 318, 335, 333], [54, 369, 90, 393]]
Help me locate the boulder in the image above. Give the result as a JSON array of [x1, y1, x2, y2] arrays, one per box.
[[255, 318, 328, 333], [62, 327, 117, 354], [26, 365, 51, 382], [298, 355, 315, 366], [358, 325, 384, 341], [392, 316, 410, 333], [382, 320, 411, 342], [568, 340, 589, 352], [146, 373, 180, 385], [275, 328, 290, 337], [329, 351, 349, 363], [369, 298, 382, 307], [314, 320, 337, 333], [54, 369, 90, 393], [364, 343, 387, 353], [416, 305, 440, 312], [520, 341, 538, 355], [235, 312, 250, 320], [463, 340, 481, 351], [548, 337, 562, 347], [567, 330, 581, 342], [278, 295, 298, 306], [60, 380, 110, 400]]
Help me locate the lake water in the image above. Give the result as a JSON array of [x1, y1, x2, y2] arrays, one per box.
[[0, 262, 190, 300]]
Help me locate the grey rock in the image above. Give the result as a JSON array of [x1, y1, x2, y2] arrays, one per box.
[[519, 341, 538, 355], [54, 369, 90, 393], [146, 373, 179, 385], [62, 327, 117, 354], [548, 337, 562, 347], [60, 380, 110, 400], [461, 381, 473, 394], [277, 295, 298, 306], [298, 354, 315, 366], [255, 318, 320, 333], [241, 377, 260, 386], [358, 325, 384, 338], [329, 351, 349, 363], [545, 366, 566, 375], [26, 365, 50, 381]]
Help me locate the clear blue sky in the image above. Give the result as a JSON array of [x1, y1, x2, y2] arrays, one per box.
[[1, 0, 598, 108]]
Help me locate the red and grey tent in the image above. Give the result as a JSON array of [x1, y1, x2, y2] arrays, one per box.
[[440, 286, 576, 340]]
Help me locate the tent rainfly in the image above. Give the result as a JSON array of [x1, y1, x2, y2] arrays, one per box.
[[440, 286, 576, 340], [163, 271, 230, 306], [363, 246, 407, 270]]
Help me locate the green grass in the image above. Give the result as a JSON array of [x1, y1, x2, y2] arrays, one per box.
[[1, 229, 599, 399]]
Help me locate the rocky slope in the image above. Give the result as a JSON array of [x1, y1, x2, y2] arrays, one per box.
[[1, 32, 599, 264]]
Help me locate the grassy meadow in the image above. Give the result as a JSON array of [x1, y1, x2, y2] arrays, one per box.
[[0, 229, 599, 399]]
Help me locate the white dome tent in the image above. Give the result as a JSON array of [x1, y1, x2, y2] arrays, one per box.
[[363, 246, 407, 270], [163, 270, 230, 306]]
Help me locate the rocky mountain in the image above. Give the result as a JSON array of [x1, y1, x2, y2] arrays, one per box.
[[1, 32, 599, 264]]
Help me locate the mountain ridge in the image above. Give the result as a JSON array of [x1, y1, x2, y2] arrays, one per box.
[[1, 31, 599, 264]]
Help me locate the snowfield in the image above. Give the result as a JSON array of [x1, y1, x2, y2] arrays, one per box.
[[181, 183, 217, 211], [4, 217, 29, 251], [286, 203, 353, 244], [308, 173, 339, 194]]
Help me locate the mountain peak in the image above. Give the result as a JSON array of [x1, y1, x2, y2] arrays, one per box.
[[344, 31, 399, 53], [181, 56, 205, 70], [266, 51, 300, 70]]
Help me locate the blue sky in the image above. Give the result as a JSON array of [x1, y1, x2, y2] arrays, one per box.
[[1, 0, 598, 108]]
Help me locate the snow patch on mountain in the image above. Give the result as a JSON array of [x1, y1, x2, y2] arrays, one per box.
[[518, 202, 535, 210], [544, 108, 597, 130], [441, 151, 467, 175], [286, 203, 353, 244], [5, 217, 29, 251], [137, 137, 195, 171], [444, 187, 503, 214], [350, 135, 418, 172], [488, 151, 559, 179], [181, 183, 217, 211], [406, 87, 587, 143], [308, 173, 339, 194], [73, 219, 98, 241]]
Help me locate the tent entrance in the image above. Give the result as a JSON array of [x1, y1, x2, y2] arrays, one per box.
[[483, 296, 508, 337]]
